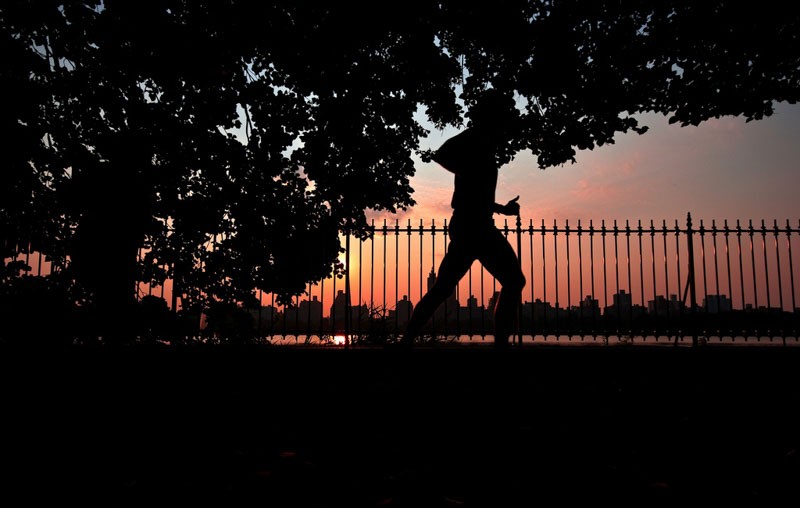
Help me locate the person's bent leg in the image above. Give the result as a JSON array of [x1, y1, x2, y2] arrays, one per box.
[[403, 245, 472, 345], [402, 283, 451, 343], [480, 230, 526, 347], [493, 278, 525, 346]]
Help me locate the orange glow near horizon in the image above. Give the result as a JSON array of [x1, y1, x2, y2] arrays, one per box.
[[8, 217, 797, 319], [254, 216, 800, 316], [7, 213, 799, 318]]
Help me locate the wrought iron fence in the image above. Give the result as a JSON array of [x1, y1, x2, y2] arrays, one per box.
[[201, 213, 800, 345], [6, 213, 800, 345]]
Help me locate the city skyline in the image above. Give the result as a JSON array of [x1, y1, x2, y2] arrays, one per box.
[[235, 284, 796, 343], [251, 287, 753, 320]]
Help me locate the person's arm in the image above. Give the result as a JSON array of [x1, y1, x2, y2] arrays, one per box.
[[493, 196, 520, 216]]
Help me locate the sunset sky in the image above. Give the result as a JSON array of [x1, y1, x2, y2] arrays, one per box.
[[198, 101, 800, 314], [342, 101, 800, 314], [399, 101, 800, 226]]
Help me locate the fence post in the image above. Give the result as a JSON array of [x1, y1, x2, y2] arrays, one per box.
[[516, 213, 523, 346], [345, 228, 351, 349], [685, 212, 699, 346], [171, 263, 179, 314]]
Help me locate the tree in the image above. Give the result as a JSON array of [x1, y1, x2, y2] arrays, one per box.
[[2, 1, 798, 341]]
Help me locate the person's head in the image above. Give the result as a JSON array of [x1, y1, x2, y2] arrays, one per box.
[[465, 89, 521, 137]]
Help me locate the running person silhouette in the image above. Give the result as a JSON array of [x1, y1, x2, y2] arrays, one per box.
[[403, 91, 526, 348]]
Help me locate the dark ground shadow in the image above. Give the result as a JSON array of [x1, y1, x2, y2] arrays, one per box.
[[2, 346, 799, 507]]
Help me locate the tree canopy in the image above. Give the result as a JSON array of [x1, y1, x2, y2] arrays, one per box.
[[2, 0, 799, 319]]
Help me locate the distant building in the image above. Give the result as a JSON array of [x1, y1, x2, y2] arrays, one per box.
[[298, 296, 324, 329], [487, 291, 500, 313], [668, 294, 684, 314], [250, 305, 279, 333], [427, 268, 458, 325], [466, 294, 481, 312], [703, 294, 732, 314], [390, 295, 413, 328], [614, 290, 632, 309], [604, 290, 646, 320], [524, 298, 558, 321], [330, 290, 350, 330], [327, 290, 372, 333], [605, 290, 632, 318], [578, 295, 600, 318], [648, 295, 670, 317]]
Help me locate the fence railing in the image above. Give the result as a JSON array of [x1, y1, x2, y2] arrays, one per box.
[[6, 213, 800, 345], [200, 213, 800, 345]]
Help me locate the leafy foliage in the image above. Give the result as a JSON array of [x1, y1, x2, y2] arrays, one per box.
[[2, 1, 798, 314]]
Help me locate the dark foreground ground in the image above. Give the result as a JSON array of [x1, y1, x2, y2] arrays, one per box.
[[2, 344, 799, 507]]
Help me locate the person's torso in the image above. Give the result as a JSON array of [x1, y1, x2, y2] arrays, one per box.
[[451, 165, 497, 219]]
